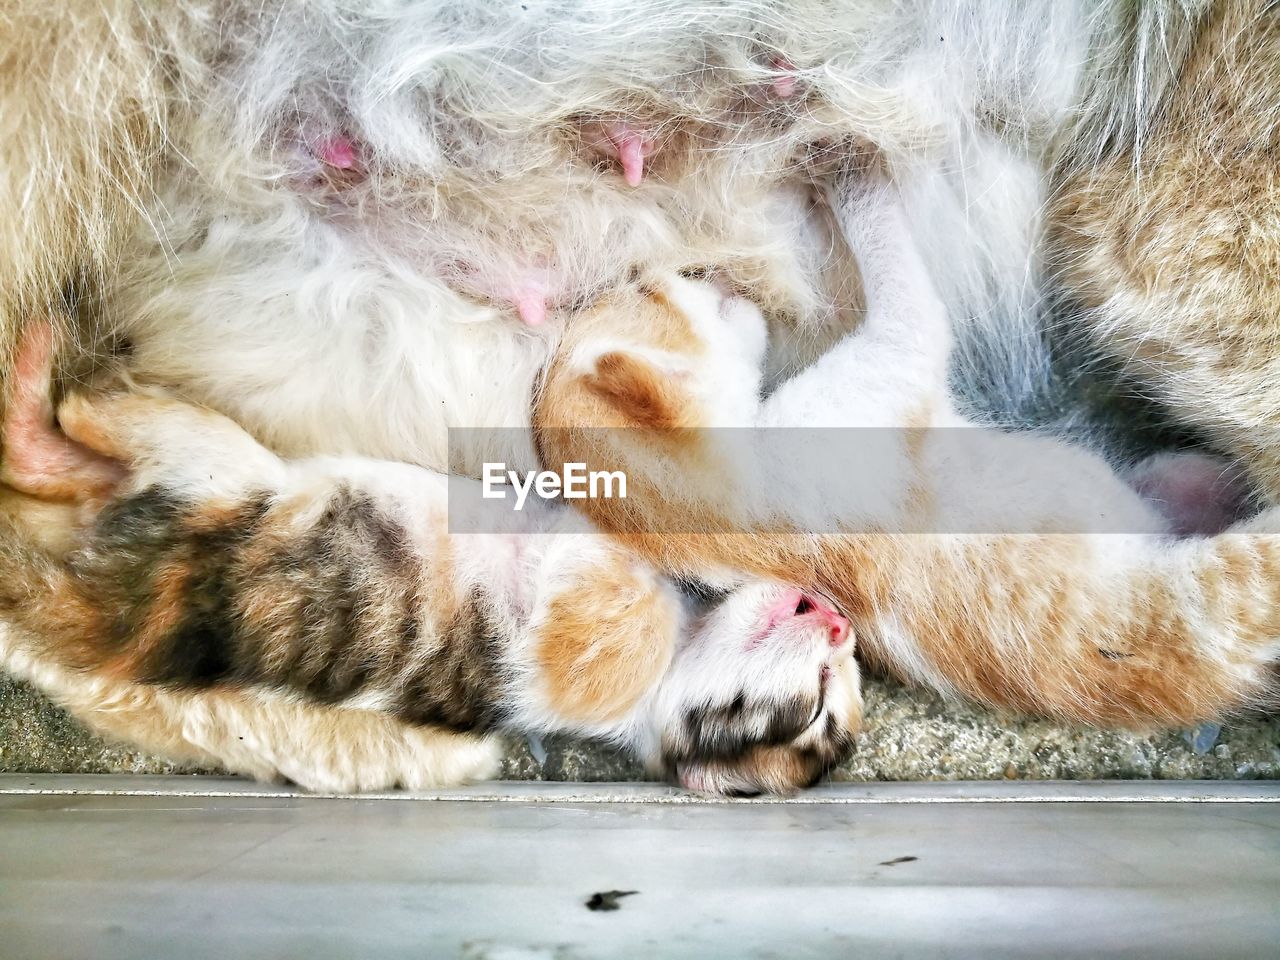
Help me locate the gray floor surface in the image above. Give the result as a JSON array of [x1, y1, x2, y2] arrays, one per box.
[[1, 776, 1276, 959]]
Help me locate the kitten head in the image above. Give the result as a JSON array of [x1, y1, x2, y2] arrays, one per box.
[[642, 578, 861, 796], [549, 272, 770, 433], [631, 273, 770, 428]]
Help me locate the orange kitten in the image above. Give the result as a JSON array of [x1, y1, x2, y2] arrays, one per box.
[[536, 164, 1280, 727]]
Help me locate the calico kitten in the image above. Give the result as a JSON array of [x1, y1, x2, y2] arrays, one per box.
[[0, 330, 859, 796], [536, 163, 1280, 727]]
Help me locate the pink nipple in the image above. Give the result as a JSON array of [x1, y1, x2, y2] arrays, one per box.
[[770, 56, 798, 99], [604, 123, 655, 187], [317, 135, 359, 170], [511, 283, 550, 327]]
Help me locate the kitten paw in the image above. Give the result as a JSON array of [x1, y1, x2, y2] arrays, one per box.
[[1127, 451, 1254, 536]]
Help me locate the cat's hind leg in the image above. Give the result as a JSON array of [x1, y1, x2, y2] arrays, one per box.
[[0, 323, 500, 793], [0, 623, 500, 792]]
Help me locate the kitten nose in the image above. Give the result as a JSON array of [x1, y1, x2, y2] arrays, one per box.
[[792, 591, 850, 647]]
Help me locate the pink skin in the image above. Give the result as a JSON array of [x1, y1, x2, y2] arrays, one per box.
[[454, 261, 557, 328], [758, 587, 851, 648], [769, 56, 798, 99], [611, 124, 653, 187], [1129, 451, 1252, 537], [1, 323, 125, 501], [292, 131, 366, 192], [510, 280, 550, 327], [493, 263, 562, 327], [583, 121, 658, 187], [315, 134, 360, 171]]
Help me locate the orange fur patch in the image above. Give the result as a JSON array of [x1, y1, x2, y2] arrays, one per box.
[[534, 552, 677, 725], [584, 351, 694, 432]]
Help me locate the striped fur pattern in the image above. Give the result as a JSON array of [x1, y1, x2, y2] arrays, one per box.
[[0, 623, 502, 791], [0, 348, 860, 796], [1, 1, 1275, 789], [1051, 0, 1280, 497]]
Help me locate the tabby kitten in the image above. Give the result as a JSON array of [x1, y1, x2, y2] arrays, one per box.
[[0, 329, 859, 796]]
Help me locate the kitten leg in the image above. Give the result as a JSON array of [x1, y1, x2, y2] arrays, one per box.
[[0, 624, 499, 791], [758, 169, 951, 430], [746, 171, 955, 532], [814, 521, 1280, 727]]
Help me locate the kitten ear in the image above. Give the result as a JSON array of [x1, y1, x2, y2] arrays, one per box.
[[583, 351, 691, 431], [1, 320, 126, 503]]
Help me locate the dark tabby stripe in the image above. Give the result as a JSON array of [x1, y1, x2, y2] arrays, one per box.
[[661, 691, 856, 791], [66, 484, 510, 733], [673, 693, 818, 762]]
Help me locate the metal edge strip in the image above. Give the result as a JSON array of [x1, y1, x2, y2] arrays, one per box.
[[1, 775, 1276, 804]]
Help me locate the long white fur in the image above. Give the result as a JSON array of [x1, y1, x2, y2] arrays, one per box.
[[102, 0, 1211, 474], [4, 0, 1216, 790]]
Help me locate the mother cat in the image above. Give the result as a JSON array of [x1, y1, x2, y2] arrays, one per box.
[[6, 157, 1279, 796], [3, 0, 1279, 789]]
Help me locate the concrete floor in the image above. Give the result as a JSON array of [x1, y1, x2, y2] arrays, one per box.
[[1, 776, 1276, 959], [4, 672, 1279, 783]]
